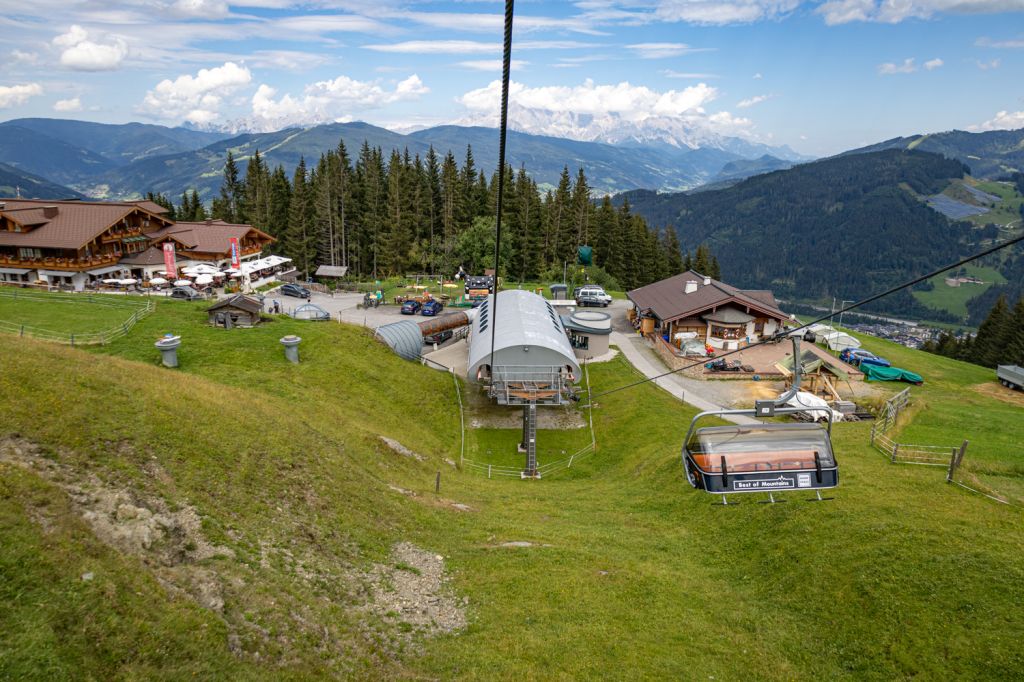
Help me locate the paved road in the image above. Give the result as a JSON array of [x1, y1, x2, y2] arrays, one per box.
[[611, 331, 758, 425]]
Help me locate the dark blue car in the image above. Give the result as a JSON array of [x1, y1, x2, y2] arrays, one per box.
[[420, 300, 444, 316], [400, 300, 422, 315], [859, 356, 892, 368]]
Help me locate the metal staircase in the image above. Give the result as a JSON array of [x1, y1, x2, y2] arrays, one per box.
[[521, 402, 539, 478]]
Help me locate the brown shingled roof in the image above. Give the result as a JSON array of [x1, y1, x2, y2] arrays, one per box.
[[147, 219, 274, 255], [0, 198, 172, 250], [119, 245, 184, 266], [627, 270, 787, 324]]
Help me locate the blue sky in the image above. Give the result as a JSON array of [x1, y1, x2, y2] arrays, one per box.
[[0, 0, 1023, 155]]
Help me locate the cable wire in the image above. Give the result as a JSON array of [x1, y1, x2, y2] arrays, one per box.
[[487, 0, 515, 375], [588, 232, 1024, 402]]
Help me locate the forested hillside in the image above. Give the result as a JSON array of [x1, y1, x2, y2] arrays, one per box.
[[618, 149, 975, 319], [0, 162, 84, 200], [156, 143, 680, 290], [844, 128, 1024, 179]]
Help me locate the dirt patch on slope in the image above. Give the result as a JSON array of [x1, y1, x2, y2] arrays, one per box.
[[0, 437, 235, 611], [361, 542, 467, 639], [971, 382, 1024, 407]]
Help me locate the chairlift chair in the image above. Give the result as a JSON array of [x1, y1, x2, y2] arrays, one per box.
[[681, 334, 840, 503]]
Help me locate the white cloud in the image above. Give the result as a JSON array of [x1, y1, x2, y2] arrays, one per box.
[[969, 109, 1024, 131], [652, 0, 801, 25], [169, 0, 230, 18], [923, 57, 943, 69], [53, 97, 82, 112], [249, 74, 428, 130], [457, 60, 528, 71], [458, 78, 717, 120], [10, 49, 39, 65], [976, 58, 1001, 69], [819, 0, 1024, 25], [662, 69, 718, 78], [878, 58, 918, 74], [626, 42, 706, 58], [737, 94, 771, 108], [976, 36, 1024, 48], [753, 72, 763, 79], [364, 39, 596, 54], [0, 83, 43, 109], [140, 61, 252, 124], [53, 25, 128, 71]]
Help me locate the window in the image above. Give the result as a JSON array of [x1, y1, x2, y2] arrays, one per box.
[[711, 325, 742, 340], [18, 248, 41, 259]]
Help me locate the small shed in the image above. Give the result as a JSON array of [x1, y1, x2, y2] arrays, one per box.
[[550, 283, 568, 300], [208, 294, 263, 328]]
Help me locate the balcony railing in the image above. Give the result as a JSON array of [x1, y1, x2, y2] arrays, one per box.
[[100, 228, 144, 243], [0, 253, 122, 272]]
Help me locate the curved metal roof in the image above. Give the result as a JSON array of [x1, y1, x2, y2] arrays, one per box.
[[374, 320, 423, 361], [468, 290, 580, 379]]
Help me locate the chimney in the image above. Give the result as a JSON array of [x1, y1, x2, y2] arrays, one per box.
[[684, 280, 698, 294], [703, 276, 711, 286], [205, 219, 213, 226], [43, 205, 58, 218]]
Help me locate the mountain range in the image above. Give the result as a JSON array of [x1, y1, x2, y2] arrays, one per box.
[[843, 129, 1024, 180], [0, 117, 804, 200], [619, 148, 987, 321]]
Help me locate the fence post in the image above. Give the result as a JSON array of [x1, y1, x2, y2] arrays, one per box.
[[946, 440, 969, 482], [891, 442, 899, 464], [568, 454, 575, 468], [70, 333, 75, 347], [488, 464, 492, 479], [870, 422, 875, 446]]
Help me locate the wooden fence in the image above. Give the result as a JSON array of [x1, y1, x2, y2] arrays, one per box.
[[869, 388, 965, 466], [0, 289, 155, 346]]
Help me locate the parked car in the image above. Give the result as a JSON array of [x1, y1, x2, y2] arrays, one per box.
[[280, 283, 310, 298], [401, 300, 422, 315], [858, 356, 891, 368], [420, 300, 444, 316], [423, 329, 454, 345], [840, 348, 876, 365], [573, 285, 613, 305], [576, 290, 609, 307], [169, 286, 203, 301]]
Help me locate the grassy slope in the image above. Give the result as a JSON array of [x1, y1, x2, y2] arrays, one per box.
[[2, 299, 1024, 678], [912, 264, 1006, 319], [0, 295, 144, 335]]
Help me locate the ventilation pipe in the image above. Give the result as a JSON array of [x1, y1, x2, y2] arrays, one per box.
[[155, 334, 181, 368], [280, 335, 302, 363], [684, 280, 698, 294]]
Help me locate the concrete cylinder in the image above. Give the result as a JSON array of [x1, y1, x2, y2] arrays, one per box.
[[280, 335, 302, 363], [155, 334, 182, 368]]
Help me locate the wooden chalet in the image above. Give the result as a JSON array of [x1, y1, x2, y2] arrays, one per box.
[[0, 199, 173, 288], [628, 270, 790, 351], [0, 199, 275, 290], [147, 220, 273, 265]]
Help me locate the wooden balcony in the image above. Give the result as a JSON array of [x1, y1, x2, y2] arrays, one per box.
[[100, 228, 144, 243], [0, 253, 122, 272]]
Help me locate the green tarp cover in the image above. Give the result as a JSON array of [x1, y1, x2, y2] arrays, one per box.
[[577, 245, 593, 265], [861, 364, 924, 384]]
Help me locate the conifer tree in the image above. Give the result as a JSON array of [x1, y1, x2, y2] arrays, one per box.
[[662, 227, 684, 274], [285, 157, 316, 278]]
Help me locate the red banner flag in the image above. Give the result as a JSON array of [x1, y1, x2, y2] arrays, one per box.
[[229, 237, 241, 269], [162, 242, 176, 278]]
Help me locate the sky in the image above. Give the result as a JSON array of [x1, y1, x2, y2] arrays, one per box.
[[1, 0, 1023, 156]]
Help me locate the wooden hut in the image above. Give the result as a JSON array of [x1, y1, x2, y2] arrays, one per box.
[[208, 294, 263, 328]]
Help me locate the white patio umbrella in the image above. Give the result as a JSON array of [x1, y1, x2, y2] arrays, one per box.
[[194, 274, 214, 286], [173, 279, 193, 287], [149, 277, 168, 285], [102, 278, 120, 284], [119, 278, 138, 285]]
